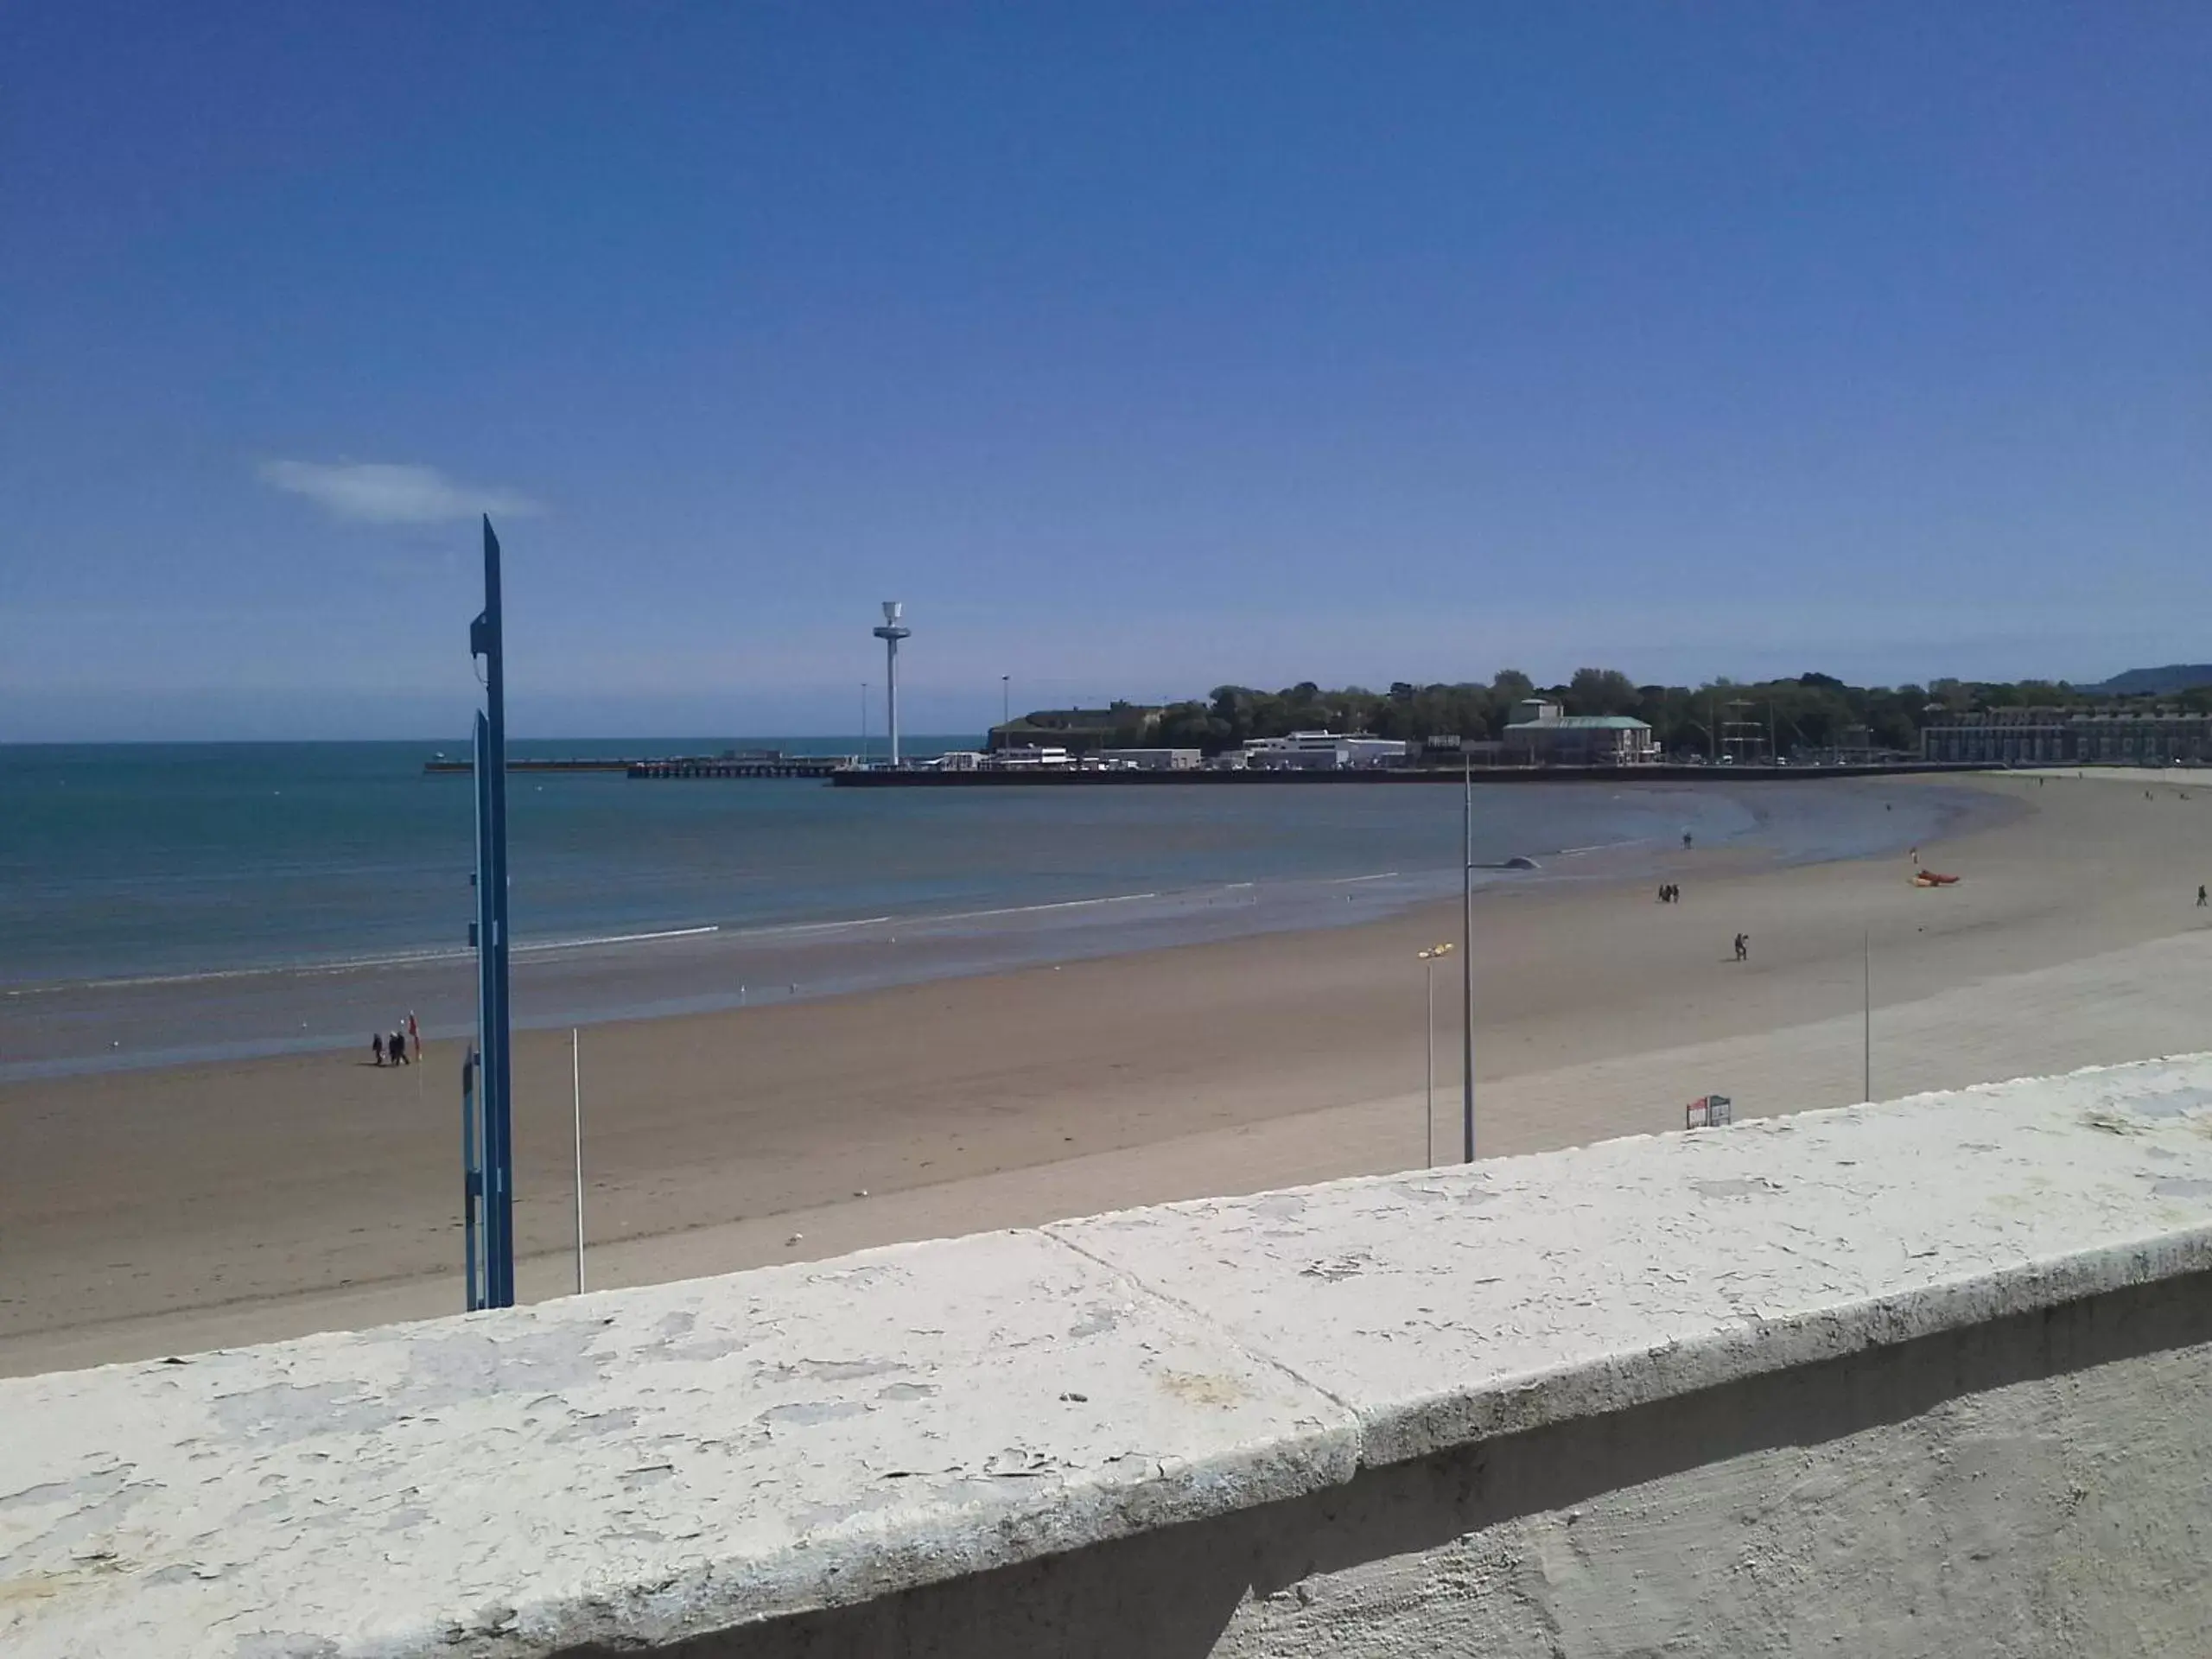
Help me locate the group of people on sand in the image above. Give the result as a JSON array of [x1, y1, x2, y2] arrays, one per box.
[[372, 1013, 419, 1067], [1656, 882, 1683, 904]]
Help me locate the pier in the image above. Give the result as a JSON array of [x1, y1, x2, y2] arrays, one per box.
[[628, 756, 846, 779], [424, 753, 849, 779]]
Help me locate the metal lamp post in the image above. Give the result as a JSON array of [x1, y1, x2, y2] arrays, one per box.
[[1461, 751, 1477, 1163], [1419, 943, 1454, 1166]]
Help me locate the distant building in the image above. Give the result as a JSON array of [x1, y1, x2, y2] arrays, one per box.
[[1424, 734, 1507, 764], [995, 745, 1075, 767], [1100, 748, 1201, 771], [1503, 702, 1657, 766], [1242, 731, 1408, 771], [1920, 708, 2212, 766]]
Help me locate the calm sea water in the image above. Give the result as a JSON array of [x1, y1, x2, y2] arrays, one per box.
[[0, 742, 1972, 1077]]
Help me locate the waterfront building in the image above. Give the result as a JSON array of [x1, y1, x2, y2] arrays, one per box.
[[1241, 732, 1408, 770], [1099, 748, 1202, 771], [1422, 734, 1507, 764], [1502, 702, 1658, 766], [1919, 707, 2212, 766]]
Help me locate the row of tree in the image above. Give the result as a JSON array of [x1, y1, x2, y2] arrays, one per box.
[[1115, 671, 2170, 757]]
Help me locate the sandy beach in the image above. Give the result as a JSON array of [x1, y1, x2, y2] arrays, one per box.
[[9, 768, 2212, 1376]]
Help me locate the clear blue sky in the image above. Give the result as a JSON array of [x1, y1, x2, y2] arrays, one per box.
[[4, 4, 2207, 739]]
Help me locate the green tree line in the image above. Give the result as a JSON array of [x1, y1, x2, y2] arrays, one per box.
[[1130, 671, 2166, 756]]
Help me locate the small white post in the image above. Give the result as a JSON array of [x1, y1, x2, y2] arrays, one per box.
[[1419, 944, 1452, 1166], [1424, 957, 1435, 1167], [1862, 930, 1872, 1103], [571, 1027, 585, 1294]]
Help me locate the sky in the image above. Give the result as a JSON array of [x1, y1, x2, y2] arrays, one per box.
[[3, 4, 2209, 740]]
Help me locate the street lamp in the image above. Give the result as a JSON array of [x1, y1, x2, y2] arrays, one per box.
[[1418, 942, 1455, 1166]]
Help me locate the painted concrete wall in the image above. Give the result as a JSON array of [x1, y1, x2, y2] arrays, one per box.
[[7, 1058, 2212, 1657]]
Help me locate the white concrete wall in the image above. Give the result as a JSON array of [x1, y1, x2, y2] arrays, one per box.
[[7, 1058, 2212, 1657]]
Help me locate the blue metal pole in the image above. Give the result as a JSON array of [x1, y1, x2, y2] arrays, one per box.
[[466, 713, 490, 1310], [461, 1043, 483, 1312], [464, 706, 492, 1312], [470, 516, 515, 1307]]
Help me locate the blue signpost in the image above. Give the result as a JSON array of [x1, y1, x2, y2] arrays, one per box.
[[461, 1039, 485, 1312], [466, 515, 516, 1309]]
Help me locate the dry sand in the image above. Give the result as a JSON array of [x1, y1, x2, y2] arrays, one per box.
[[9, 769, 2212, 1376]]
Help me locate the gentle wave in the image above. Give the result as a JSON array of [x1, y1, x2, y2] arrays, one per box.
[[3, 925, 725, 996], [0, 877, 1439, 1000]]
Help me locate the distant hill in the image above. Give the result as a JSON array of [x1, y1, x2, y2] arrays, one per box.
[[2091, 664, 2212, 696]]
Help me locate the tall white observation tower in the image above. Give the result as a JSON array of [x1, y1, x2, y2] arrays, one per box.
[[871, 601, 912, 766]]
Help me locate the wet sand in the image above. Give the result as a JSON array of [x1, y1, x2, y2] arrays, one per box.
[[8, 770, 2209, 1376]]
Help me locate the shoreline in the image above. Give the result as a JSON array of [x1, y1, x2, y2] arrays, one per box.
[[6, 777, 1983, 1084]]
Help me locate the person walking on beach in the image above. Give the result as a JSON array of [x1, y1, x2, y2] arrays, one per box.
[[2196, 884, 2206, 909], [372, 1033, 385, 1067], [1733, 932, 1749, 963], [406, 1011, 419, 1056], [390, 1028, 409, 1065]]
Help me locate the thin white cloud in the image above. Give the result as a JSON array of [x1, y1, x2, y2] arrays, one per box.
[[257, 459, 543, 524]]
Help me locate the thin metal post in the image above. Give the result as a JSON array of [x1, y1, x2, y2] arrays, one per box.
[[572, 1027, 585, 1295], [861, 682, 868, 764], [1863, 929, 1872, 1103], [1461, 752, 1476, 1163]]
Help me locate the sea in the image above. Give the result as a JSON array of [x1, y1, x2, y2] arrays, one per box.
[[0, 741, 1976, 1080]]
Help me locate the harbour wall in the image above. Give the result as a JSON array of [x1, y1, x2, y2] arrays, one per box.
[[830, 761, 2003, 786]]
